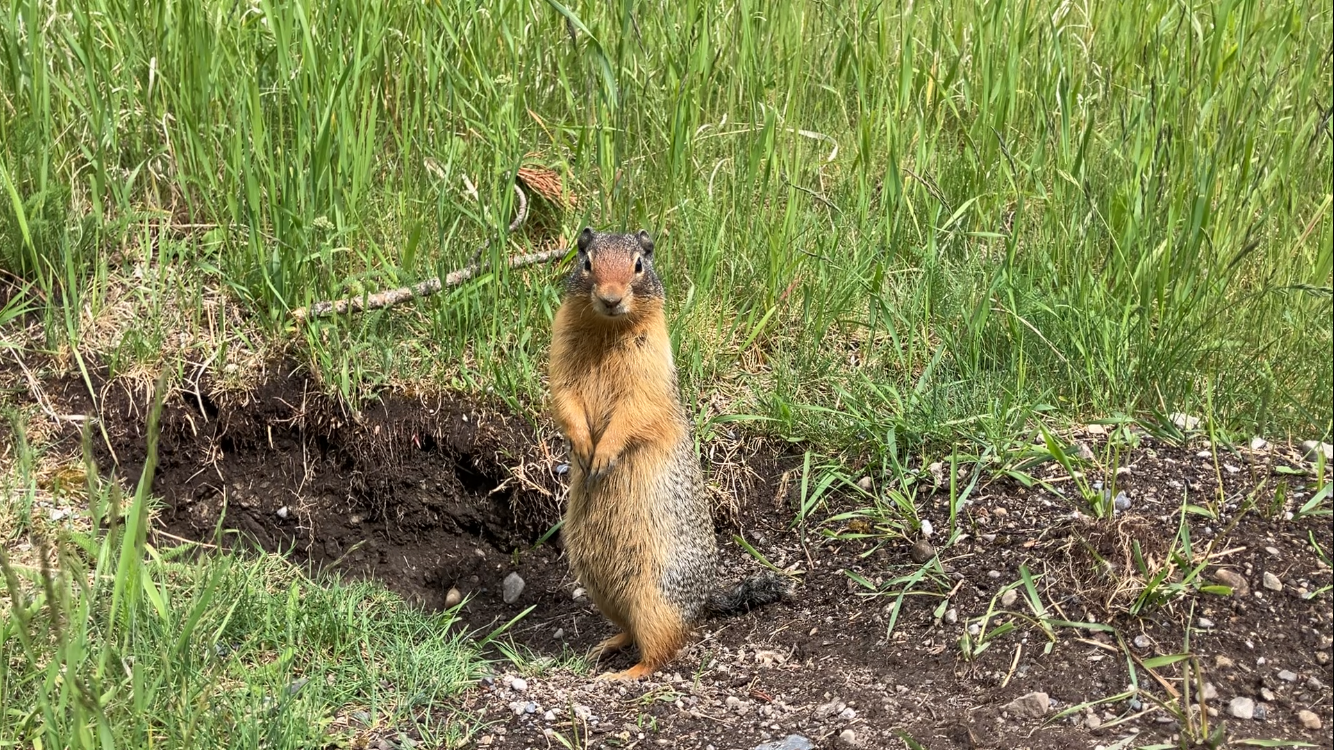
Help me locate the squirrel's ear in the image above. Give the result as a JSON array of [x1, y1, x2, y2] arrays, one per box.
[[636, 229, 654, 256], [577, 227, 595, 253]]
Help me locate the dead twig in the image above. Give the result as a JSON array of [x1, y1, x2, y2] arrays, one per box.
[[291, 183, 561, 321]]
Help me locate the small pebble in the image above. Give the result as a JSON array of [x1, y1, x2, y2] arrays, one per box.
[[1211, 568, 1249, 596], [1197, 617, 1214, 629], [754, 736, 815, 750], [1301, 440, 1334, 463], [444, 588, 462, 608], [1277, 669, 1297, 682], [511, 677, 528, 692], [856, 476, 873, 492], [909, 539, 936, 564], [502, 572, 526, 604], [1262, 572, 1282, 592], [1297, 710, 1322, 730], [1000, 589, 1018, 608], [1228, 697, 1255, 720], [1002, 692, 1050, 719], [1260, 687, 1275, 702], [276, 506, 289, 519], [1254, 703, 1268, 721], [1170, 412, 1200, 430], [987, 570, 1002, 580], [837, 728, 858, 747], [1133, 635, 1151, 650]]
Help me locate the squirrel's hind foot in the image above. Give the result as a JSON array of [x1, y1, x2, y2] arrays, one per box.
[[596, 662, 655, 681]]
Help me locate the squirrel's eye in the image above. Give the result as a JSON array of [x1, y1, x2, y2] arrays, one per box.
[[583, 258, 592, 273], [634, 257, 643, 274]]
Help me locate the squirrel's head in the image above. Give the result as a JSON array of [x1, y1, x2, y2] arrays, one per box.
[[567, 227, 664, 319]]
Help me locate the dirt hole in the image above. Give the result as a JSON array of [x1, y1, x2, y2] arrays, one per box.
[[56, 363, 566, 611]]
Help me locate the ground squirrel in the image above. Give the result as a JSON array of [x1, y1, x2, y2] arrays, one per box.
[[548, 227, 789, 681]]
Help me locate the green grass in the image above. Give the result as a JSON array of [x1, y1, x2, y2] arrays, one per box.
[[1, 0, 1329, 449]]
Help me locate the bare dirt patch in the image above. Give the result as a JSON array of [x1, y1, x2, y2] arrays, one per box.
[[29, 366, 1334, 750]]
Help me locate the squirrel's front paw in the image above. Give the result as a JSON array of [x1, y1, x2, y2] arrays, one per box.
[[586, 450, 618, 480]]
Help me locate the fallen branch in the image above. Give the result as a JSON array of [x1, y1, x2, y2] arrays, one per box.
[[291, 183, 563, 321]]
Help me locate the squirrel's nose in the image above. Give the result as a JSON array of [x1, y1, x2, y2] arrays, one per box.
[[597, 293, 623, 308]]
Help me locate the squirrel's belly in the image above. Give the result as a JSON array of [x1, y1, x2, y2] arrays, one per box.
[[563, 444, 716, 621]]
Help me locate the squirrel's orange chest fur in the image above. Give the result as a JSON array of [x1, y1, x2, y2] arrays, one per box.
[[548, 300, 684, 463]]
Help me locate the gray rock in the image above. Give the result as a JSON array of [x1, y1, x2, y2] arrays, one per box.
[[510, 677, 528, 692], [1278, 669, 1297, 682], [1260, 687, 1275, 702], [1198, 617, 1214, 629], [1228, 697, 1255, 720], [1301, 440, 1333, 463], [857, 476, 874, 492], [1250, 437, 1268, 451], [754, 735, 815, 750], [838, 706, 857, 721], [1297, 710, 1322, 730], [1075, 442, 1095, 461], [1113, 492, 1132, 512], [276, 506, 289, 519], [503, 572, 526, 604], [814, 700, 842, 720], [910, 539, 936, 564], [1003, 692, 1050, 719], [1000, 589, 1018, 608], [1202, 682, 1217, 701], [1170, 412, 1200, 430], [1254, 703, 1268, 721], [1133, 635, 1151, 650], [943, 607, 958, 625], [1212, 568, 1249, 596], [1262, 571, 1283, 592], [837, 728, 859, 747]]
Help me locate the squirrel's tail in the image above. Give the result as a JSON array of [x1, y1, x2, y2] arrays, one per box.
[[706, 571, 792, 617]]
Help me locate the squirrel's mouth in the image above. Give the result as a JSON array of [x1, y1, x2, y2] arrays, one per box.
[[591, 297, 630, 317]]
